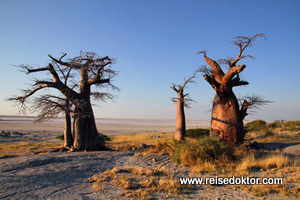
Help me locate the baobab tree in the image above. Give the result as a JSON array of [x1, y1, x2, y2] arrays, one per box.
[[33, 94, 74, 148], [10, 52, 118, 150], [171, 75, 196, 141], [197, 33, 267, 146]]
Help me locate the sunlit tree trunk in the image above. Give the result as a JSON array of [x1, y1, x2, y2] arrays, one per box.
[[210, 89, 244, 146], [171, 75, 196, 142], [175, 92, 186, 141]]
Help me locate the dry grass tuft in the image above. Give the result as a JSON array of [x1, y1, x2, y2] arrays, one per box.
[[134, 140, 174, 157], [124, 188, 152, 200], [157, 177, 191, 194], [92, 183, 103, 192], [107, 132, 173, 151], [236, 153, 291, 172], [191, 161, 217, 174], [234, 155, 300, 198], [111, 175, 139, 189], [0, 142, 63, 158], [90, 166, 191, 199]]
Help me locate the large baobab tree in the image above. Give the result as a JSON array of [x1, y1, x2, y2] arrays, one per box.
[[197, 33, 267, 146], [10, 52, 118, 150], [171, 75, 196, 141]]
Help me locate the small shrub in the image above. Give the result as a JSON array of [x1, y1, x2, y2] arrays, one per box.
[[55, 134, 64, 141], [283, 121, 300, 131], [186, 128, 209, 139], [99, 132, 111, 141], [269, 120, 282, 128], [172, 136, 235, 166], [245, 120, 267, 132]]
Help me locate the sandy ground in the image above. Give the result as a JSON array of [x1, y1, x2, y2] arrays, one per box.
[[0, 122, 178, 144], [1, 150, 299, 200], [0, 151, 260, 200], [0, 116, 299, 199], [0, 116, 209, 143], [0, 116, 208, 144], [0, 121, 179, 136]]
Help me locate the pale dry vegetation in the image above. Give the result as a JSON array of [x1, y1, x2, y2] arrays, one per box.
[[106, 132, 173, 151], [245, 120, 300, 143], [90, 166, 191, 199], [235, 162, 300, 197], [126, 124, 300, 198], [0, 142, 63, 158], [236, 153, 290, 172]]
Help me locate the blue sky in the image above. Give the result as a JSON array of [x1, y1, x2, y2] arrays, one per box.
[[0, 0, 299, 121]]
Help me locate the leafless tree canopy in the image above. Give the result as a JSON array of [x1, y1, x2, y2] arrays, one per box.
[[239, 95, 272, 119], [9, 52, 119, 150], [10, 52, 118, 114], [197, 33, 266, 92], [32, 95, 71, 123], [171, 74, 197, 108]]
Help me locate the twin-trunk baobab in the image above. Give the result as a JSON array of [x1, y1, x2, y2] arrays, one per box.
[[198, 33, 268, 146], [10, 52, 118, 150]]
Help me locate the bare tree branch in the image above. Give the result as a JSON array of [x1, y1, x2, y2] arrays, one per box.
[[197, 51, 225, 83], [230, 33, 266, 67], [231, 75, 249, 87], [221, 64, 246, 89], [171, 74, 197, 108], [91, 92, 115, 102], [198, 33, 266, 93], [239, 95, 272, 119], [203, 74, 220, 91]]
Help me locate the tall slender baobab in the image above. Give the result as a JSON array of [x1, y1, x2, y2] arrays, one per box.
[[197, 33, 267, 146], [33, 95, 74, 148], [10, 52, 118, 150], [171, 75, 196, 141]]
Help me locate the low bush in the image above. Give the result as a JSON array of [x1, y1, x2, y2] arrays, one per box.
[[245, 120, 267, 132], [55, 134, 64, 141], [172, 136, 235, 166], [283, 120, 300, 131], [99, 133, 112, 141], [186, 128, 209, 139], [269, 120, 282, 128]]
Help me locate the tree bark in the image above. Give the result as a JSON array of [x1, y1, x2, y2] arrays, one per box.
[[71, 66, 106, 150], [72, 100, 105, 150], [210, 90, 244, 146], [200, 53, 249, 146], [63, 110, 73, 148], [175, 95, 186, 141]]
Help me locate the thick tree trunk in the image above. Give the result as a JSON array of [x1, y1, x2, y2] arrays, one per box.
[[63, 111, 73, 148], [210, 90, 244, 146], [71, 67, 106, 150], [72, 101, 105, 150], [175, 96, 186, 141]]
